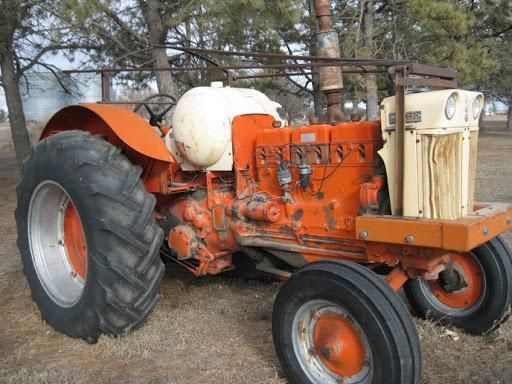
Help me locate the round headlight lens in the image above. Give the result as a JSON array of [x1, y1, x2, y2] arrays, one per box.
[[445, 94, 456, 120], [472, 97, 481, 119]]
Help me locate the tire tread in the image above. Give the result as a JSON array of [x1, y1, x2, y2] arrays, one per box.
[[16, 131, 165, 342]]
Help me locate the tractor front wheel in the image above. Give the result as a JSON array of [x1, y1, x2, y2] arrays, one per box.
[[404, 235, 512, 334], [273, 261, 421, 384], [16, 131, 165, 343]]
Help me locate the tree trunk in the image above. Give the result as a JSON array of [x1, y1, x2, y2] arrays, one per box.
[[362, 0, 379, 120], [0, 47, 32, 168], [508, 105, 512, 130], [365, 73, 378, 120], [140, 0, 178, 98]]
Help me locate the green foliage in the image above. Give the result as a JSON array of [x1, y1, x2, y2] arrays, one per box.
[[14, 0, 510, 108], [474, 1, 512, 104], [326, 0, 511, 105], [393, 0, 497, 86]]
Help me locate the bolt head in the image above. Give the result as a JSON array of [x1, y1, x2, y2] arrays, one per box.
[[405, 235, 414, 243], [483, 227, 489, 236], [359, 231, 368, 239]]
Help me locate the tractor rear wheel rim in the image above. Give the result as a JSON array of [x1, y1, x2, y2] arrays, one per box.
[[28, 181, 87, 307], [292, 300, 372, 384], [426, 252, 485, 313]]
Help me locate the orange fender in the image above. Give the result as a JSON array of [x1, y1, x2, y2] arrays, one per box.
[[41, 103, 173, 162]]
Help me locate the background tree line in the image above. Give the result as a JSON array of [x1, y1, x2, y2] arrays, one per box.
[[1, 0, 511, 167]]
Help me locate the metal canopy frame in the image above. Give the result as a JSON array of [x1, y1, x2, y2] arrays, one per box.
[[62, 46, 459, 113]]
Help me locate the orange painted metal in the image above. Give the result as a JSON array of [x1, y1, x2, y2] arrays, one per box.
[[313, 311, 365, 377], [165, 114, 505, 280], [429, 252, 484, 309], [366, 244, 450, 279], [63, 201, 87, 278], [41, 104, 173, 162], [233, 114, 278, 193], [360, 175, 385, 211], [232, 199, 281, 222], [250, 117, 383, 240], [40, 104, 176, 194], [161, 176, 239, 276], [356, 216, 444, 248], [290, 124, 331, 164], [168, 225, 196, 259], [385, 266, 409, 291], [442, 203, 512, 251], [356, 203, 512, 252]]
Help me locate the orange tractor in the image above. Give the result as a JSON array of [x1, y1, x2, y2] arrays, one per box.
[[15, 7, 512, 384]]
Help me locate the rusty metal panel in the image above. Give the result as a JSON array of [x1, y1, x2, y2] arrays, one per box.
[[405, 63, 458, 79], [397, 78, 458, 88], [315, 31, 343, 91]]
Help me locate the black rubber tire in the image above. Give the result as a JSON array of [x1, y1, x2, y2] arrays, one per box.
[[495, 235, 512, 282], [16, 131, 165, 343], [273, 261, 421, 384], [404, 235, 512, 335]]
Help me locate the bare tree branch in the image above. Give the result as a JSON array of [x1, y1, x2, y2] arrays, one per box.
[[104, 8, 147, 45], [20, 44, 100, 75], [32, 61, 72, 95]]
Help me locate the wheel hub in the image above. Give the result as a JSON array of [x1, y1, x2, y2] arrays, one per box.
[[63, 201, 87, 278], [429, 252, 484, 309], [292, 300, 372, 383], [439, 263, 468, 292], [28, 181, 88, 307], [313, 311, 365, 377]]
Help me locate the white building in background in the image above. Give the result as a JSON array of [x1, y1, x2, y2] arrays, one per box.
[[19, 72, 102, 123]]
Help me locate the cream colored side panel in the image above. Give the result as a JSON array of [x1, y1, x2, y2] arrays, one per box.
[[468, 131, 479, 212], [379, 89, 482, 219], [461, 127, 471, 215], [416, 132, 424, 217], [403, 130, 419, 216]]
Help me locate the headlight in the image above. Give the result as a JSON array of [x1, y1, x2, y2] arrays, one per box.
[[445, 94, 457, 120], [472, 97, 482, 119]]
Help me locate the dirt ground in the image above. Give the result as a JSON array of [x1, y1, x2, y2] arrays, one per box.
[[0, 123, 511, 384]]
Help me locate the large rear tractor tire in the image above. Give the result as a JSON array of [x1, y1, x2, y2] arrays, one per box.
[[273, 261, 421, 384], [404, 235, 512, 335], [16, 131, 165, 343]]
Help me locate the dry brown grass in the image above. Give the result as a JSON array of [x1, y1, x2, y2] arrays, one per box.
[[0, 126, 511, 383]]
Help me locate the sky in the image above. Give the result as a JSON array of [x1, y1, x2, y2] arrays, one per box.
[[0, 88, 5, 111]]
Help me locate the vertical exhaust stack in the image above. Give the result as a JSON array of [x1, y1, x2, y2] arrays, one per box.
[[313, 0, 343, 122]]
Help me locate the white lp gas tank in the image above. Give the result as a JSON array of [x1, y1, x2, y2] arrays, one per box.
[[168, 83, 283, 171]]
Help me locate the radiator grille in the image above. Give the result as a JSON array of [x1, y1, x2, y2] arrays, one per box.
[[421, 133, 463, 219]]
